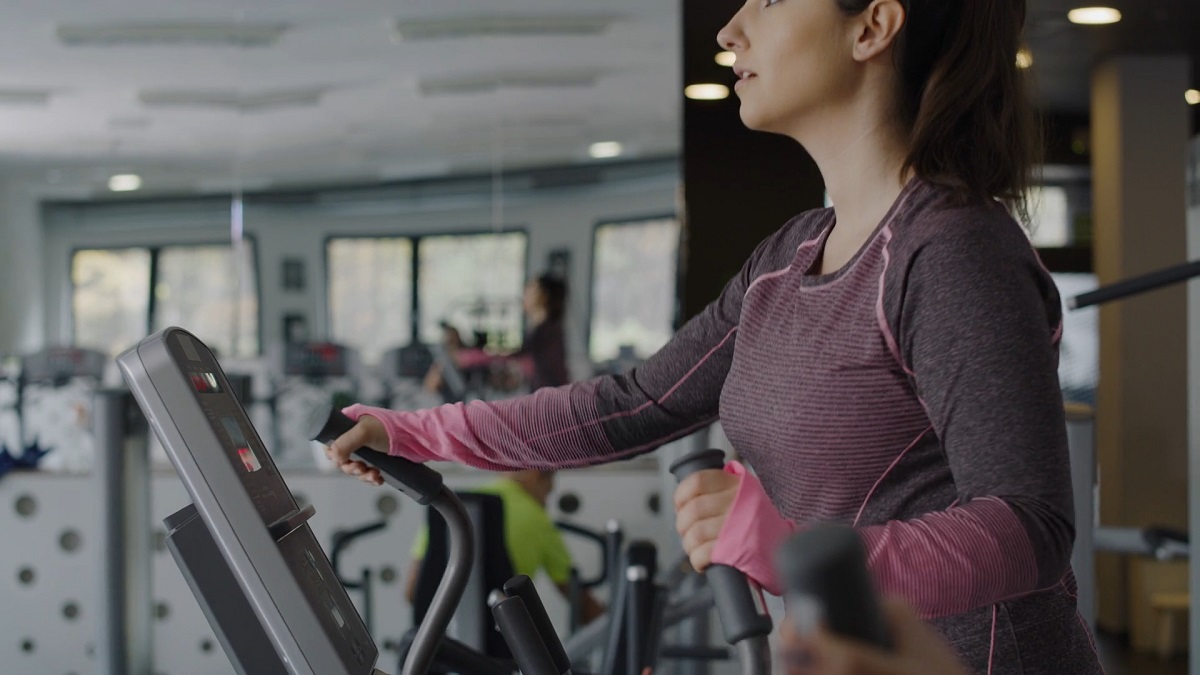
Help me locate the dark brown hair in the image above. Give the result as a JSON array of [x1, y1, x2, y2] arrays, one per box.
[[837, 0, 1040, 220], [534, 273, 567, 322]]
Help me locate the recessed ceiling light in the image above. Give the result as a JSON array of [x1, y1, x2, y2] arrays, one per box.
[[1016, 48, 1034, 70], [1067, 7, 1121, 25], [108, 174, 142, 192], [589, 141, 623, 159], [715, 51, 736, 67], [1187, 89, 1200, 106], [685, 83, 730, 101]]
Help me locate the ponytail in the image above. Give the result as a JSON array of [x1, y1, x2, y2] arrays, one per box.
[[838, 0, 1040, 221]]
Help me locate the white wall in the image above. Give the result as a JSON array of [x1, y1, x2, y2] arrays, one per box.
[[0, 180, 48, 355], [40, 162, 679, 372]]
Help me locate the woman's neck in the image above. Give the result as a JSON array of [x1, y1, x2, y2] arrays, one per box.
[[793, 100, 912, 237]]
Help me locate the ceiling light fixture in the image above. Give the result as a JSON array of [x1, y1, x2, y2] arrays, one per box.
[[1016, 48, 1034, 70], [1067, 7, 1122, 25], [0, 90, 51, 106], [589, 141, 623, 159], [715, 51, 736, 67], [1187, 89, 1200, 106], [685, 83, 730, 101], [108, 174, 142, 192], [395, 16, 616, 41], [419, 71, 599, 96], [57, 22, 288, 47], [138, 88, 325, 111]]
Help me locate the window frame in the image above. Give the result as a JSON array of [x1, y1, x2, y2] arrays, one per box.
[[586, 213, 682, 363], [68, 235, 263, 356]]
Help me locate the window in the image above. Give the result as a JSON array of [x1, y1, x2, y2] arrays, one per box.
[[152, 243, 259, 358], [589, 217, 681, 362], [327, 238, 414, 366], [326, 232, 527, 364], [71, 242, 259, 358], [72, 248, 152, 357], [418, 233, 527, 350], [1028, 186, 1071, 248]]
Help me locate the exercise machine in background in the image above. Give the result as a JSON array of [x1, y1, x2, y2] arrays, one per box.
[[1067, 259, 1199, 657]]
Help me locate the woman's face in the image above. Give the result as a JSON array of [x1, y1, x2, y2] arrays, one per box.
[[717, 0, 861, 137], [522, 281, 545, 316]]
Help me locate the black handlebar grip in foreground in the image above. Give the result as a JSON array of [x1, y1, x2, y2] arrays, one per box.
[[669, 449, 773, 645], [307, 401, 444, 505], [492, 597, 562, 675], [776, 525, 892, 650], [503, 575, 571, 675]]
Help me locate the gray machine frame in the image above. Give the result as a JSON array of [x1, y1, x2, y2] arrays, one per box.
[[117, 327, 384, 675]]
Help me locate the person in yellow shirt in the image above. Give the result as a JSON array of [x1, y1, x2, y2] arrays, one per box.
[[406, 469, 605, 624]]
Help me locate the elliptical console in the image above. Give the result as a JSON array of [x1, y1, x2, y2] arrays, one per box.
[[118, 328, 383, 674]]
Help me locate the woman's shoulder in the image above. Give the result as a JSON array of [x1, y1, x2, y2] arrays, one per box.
[[746, 207, 835, 271], [881, 182, 1060, 314], [889, 181, 1037, 267], [779, 206, 836, 246]]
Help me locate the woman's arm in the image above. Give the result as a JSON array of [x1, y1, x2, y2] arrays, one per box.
[[330, 228, 797, 473], [856, 215, 1073, 617]]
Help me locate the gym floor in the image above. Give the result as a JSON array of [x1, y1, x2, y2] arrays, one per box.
[[1097, 633, 1187, 675]]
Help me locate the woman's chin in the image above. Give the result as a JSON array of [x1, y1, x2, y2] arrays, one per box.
[[738, 107, 771, 133]]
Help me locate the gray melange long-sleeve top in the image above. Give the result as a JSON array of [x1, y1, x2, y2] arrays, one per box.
[[347, 177, 1104, 674]]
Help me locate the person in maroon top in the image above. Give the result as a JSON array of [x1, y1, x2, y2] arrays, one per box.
[[324, 0, 1102, 672], [515, 273, 571, 391]]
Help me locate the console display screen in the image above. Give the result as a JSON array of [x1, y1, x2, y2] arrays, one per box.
[[168, 332, 294, 525], [190, 372, 221, 393], [159, 330, 376, 671], [222, 417, 262, 473]]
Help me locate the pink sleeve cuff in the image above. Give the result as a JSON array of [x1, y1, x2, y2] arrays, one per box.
[[454, 348, 493, 369], [342, 403, 443, 463], [711, 461, 796, 596]]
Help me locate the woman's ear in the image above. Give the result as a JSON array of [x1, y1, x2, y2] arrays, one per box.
[[851, 0, 906, 63]]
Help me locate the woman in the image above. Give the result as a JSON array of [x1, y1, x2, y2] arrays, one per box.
[[326, 0, 1101, 671], [513, 273, 570, 390]]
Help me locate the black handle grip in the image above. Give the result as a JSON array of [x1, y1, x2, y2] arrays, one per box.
[[776, 525, 892, 650], [503, 575, 571, 674], [669, 449, 773, 645], [307, 401, 444, 505], [492, 597, 562, 675], [1070, 259, 1200, 309], [668, 448, 726, 481]]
